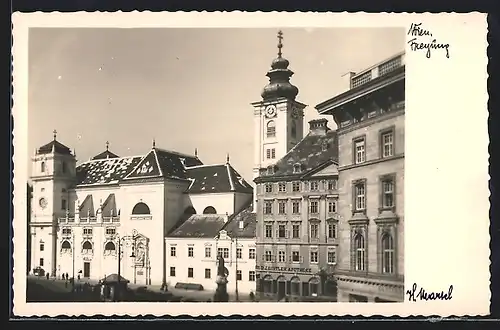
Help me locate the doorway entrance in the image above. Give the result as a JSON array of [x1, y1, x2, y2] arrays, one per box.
[[277, 280, 286, 299], [83, 262, 90, 278]]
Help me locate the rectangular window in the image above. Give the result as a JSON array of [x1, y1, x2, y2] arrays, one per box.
[[39, 243, 44, 251], [105, 227, 115, 236], [382, 178, 395, 208], [310, 251, 319, 263], [292, 224, 300, 238], [292, 181, 300, 192], [266, 149, 271, 159], [249, 248, 256, 259], [354, 139, 366, 164], [278, 200, 287, 214], [170, 246, 176, 257], [292, 200, 300, 214], [62, 227, 72, 235], [328, 200, 337, 213], [170, 267, 176, 276], [327, 179, 338, 190], [265, 183, 273, 193], [271, 148, 276, 159], [205, 268, 211, 279], [236, 270, 242, 281], [309, 181, 319, 191], [265, 224, 273, 238], [264, 201, 273, 214], [292, 251, 300, 263], [328, 250, 336, 264], [236, 248, 242, 259], [278, 250, 286, 262], [188, 268, 194, 278], [83, 228, 93, 235], [309, 200, 319, 214], [265, 250, 272, 262], [278, 224, 287, 238], [328, 223, 336, 239], [61, 199, 67, 210], [382, 131, 394, 158], [249, 271, 256, 281], [39, 258, 44, 267], [310, 223, 319, 239], [278, 182, 286, 192], [205, 246, 211, 258], [355, 183, 366, 211], [217, 247, 229, 259], [188, 246, 194, 257]]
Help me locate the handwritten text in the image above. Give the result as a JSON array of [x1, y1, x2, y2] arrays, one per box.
[[406, 283, 454, 302], [407, 23, 450, 59]]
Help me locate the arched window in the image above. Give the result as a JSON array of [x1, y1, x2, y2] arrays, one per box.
[[132, 202, 150, 215], [262, 275, 273, 294], [309, 277, 320, 296], [104, 241, 116, 251], [381, 233, 394, 274], [266, 120, 276, 138], [354, 233, 365, 271], [82, 241, 93, 252], [184, 206, 197, 216], [41, 161, 46, 173], [291, 120, 297, 139], [290, 276, 301, 296], [203, 206, 217, 214], [61, 240, 71, 250]]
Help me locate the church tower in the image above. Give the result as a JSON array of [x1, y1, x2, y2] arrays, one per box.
[[30, 130, 76, 276], [251, 31, 306, 208]]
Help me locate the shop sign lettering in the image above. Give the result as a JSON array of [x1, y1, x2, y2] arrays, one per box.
[[255, 265, 312, 274]]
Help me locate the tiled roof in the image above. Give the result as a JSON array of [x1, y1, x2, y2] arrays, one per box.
[[79, 194, 95, 217], [37, 140, 72, 155], [222, 205, 256, 238], [76, 156, 142, 186], [255, 129, 338, 182], [91, 150, 120, 160], [167, 214, 227, 238], [186, 163, 253, 194]]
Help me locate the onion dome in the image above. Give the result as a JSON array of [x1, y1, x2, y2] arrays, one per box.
[[261, 30, 299, 101]]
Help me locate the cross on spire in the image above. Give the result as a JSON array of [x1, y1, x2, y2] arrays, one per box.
[[277, 30, 284, 57], [105, 141, 109, 151], [152, 138, 156, 149], [53, 129, 57, 141]]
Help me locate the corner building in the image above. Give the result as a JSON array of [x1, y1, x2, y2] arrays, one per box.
[[253, 32, 340, 301], [315, 52, 405, 302]]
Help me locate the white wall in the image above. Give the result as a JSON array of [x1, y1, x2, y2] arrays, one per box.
[[185, 193, 235, 216]]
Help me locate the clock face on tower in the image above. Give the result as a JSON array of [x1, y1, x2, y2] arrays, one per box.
[[265, 105, 277, 118], [39, 198, 47, 209]]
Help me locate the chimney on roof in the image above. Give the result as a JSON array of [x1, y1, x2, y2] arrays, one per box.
[[308, 118, 329, 135], [341, 71, 356, 92]]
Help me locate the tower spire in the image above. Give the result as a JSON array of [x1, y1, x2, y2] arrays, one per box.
[[194, 148, 198, 157], [53, 129, 57, 141], [226, 153, 230, 164], [105, 141, 109, 151], [152, 138, 156, 149], [277, 30, 283, 58]]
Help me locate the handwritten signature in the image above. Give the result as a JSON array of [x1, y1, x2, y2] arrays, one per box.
[[406, 283, 454, 302], [407, 23, 450, 59]]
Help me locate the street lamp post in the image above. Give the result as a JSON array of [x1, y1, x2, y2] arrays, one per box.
[[234, 219, 244, 302], [72, 231, 75, 291]]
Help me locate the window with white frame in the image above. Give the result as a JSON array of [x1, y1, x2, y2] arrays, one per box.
[[170, 267, 175, 276], [249, 271, 256, 281], [309, 200, 319, 214], [328, 200, 337, 213], [265, 250, 272, 262], [292, 251, 300, 262], [309, 181, 319, 191], [265, 223, 273, 238], [292, 223, 300, 238], [354, 139, 366, 164], [236, 270, 242, 281], [271, 148, 276, 159], [382, 233, 395, 274], [310, 250, 319, 263], [236, 248, 242, 259], [354, 233, 366, 271], [217, 247, 229, 259], [278, 182, 286, 192], [354, 182, 366, 211], [188, 246, 194, 257], [278, 224, 287, 238], [327, 179, 338, 190], [293, 164, 301, 174], [205, 246, 211, 258], [310, 223, 319, 239], [188, 268, 194, 278], [292, 181, 300, 192], [39, 241, 45, 251], [328, 222, 336, 239], [266, 120, 276, 138], [62, 227, 72, 236], [205, 268, 211, 279], [292, 200, 300, 214], [264, 201, 273, 214], [382, 178, 395, 209], [170, 246, 176, 257], [249, 248, 256, 259], [105, 227, 116, 236], [266, 149, 271, 159], [382, 131, 394, 158], [265, 183, 273, 193], [83, 228, 93, 235], [278, 250, 286, 263], [278, 200, 287, 214], [327, 249, 336, 264]]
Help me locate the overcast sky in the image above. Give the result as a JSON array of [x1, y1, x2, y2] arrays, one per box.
[[28, 28, 404, 182]]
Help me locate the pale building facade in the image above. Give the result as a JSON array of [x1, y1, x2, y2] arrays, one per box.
[[315, 52, 405, 302], [165, 207, 257, 295], [29, 137, 253, 287]]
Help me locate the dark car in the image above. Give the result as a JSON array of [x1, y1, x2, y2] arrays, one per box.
[[33, 267, 45, 277]]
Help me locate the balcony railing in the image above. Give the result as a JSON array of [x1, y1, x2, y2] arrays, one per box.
[[351, 52, 405, 89]]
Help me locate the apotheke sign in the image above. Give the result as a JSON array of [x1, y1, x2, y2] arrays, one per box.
[[256, 265, 312, 274]]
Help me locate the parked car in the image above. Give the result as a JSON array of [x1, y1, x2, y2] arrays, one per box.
[[33, 267, 45, 277]]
